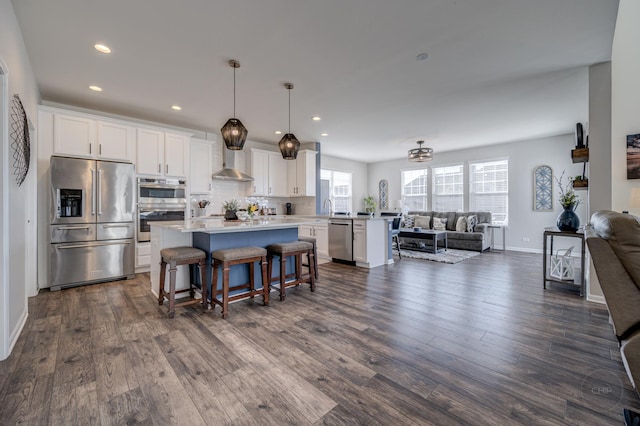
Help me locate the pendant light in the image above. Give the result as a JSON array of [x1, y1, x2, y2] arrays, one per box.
[[220, 59, 248, 150], [408, 140, 433, 162], [278, 83, 300, 160]]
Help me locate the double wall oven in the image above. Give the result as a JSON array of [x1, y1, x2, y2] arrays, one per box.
[[137, 178, 187, 242]]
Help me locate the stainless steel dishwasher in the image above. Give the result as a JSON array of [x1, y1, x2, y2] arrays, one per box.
[[329, 218, 353, 262]]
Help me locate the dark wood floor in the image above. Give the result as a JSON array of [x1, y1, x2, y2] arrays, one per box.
[[1, 251, 639, 425]]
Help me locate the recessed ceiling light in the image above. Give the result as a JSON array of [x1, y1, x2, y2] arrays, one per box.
[[312, 116, 321, 121], [89, 85, 103, 92], [416, 52, 429, 61], [321, 133, 328, 137], [171, 105, 182, 111], [274, 130, 282, 135], [94, 43, 112, 54]]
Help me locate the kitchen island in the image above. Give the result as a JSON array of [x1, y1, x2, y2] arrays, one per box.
[[150, 217, 325, 297]]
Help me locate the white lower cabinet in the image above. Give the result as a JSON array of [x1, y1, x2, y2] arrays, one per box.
[[136, 241, 151, 271], [352, 219, 389, 268], [300, 222, 329, 259], [353, 222, 367, 263]]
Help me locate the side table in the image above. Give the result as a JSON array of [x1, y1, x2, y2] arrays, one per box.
[[542, 227, 585, 296], [488, 224, 506, 252]]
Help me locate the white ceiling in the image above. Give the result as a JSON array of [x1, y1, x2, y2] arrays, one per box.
[[11, 0, 618, 163]]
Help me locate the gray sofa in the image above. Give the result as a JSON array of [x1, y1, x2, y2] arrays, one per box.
[[402, 211, 492, 251], [586, 210, 640, 398]]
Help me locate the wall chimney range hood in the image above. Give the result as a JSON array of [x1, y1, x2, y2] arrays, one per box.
[[211, 146, 254, 182]]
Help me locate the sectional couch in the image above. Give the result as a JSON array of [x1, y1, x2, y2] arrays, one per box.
[[402, 211, 492, 252], [586, 210, 640, 399]]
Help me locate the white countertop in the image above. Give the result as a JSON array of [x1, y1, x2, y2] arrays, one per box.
[[151, 217, 325, 234]]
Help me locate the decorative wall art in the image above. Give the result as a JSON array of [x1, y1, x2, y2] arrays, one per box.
[[378, 179, 389, 210], [627, 134, 640, 179], [533, 165, 553, 211], [10, 94, 30, 186]]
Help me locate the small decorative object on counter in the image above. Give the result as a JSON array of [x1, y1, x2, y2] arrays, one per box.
[[247, 203, 259, 218], [555, 171, 580, 232], [223, 199, 239, 220]]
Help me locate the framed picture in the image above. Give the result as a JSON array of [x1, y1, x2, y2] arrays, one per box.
[[533, 165, 553, 211], [627, 134, 640, 179], [378, 179, 389, 210]]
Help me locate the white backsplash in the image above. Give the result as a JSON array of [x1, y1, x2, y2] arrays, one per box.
[[190, 189, 316, 217]]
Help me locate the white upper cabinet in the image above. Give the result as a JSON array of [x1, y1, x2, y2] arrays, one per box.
[[136, 129, 164, 176], [136, 129, 189, 177], [190, 137, 214, 194], [250, 149, 288, 196], [96, 121, 135, 161], [53, 114, 95, 158], [53, 113, 135, 162], [287, 149, 317, 196], [268, 152, 288, 197]]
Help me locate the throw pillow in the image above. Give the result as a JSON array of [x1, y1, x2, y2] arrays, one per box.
[[433, 217, 447, 230], [414, 215, 431, 229], [455, 216, 467, 232], [466, 215, 478, 232], [402, 215, 415, 229]]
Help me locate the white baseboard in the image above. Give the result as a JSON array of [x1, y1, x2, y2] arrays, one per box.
[[504, 246, 542, 254], [586, 294, 606, 304], [2, 308, 28, 361]]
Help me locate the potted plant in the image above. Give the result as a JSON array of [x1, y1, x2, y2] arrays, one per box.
[[555, 171, 581, 232], [572, 174, 588, 189], [222, 199, 239, 220], [364, 195, 377, 214]]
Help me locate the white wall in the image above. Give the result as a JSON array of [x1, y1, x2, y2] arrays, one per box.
[[0, 0, 40, 360], [368, 134, 587, 252], [611, 0, 640, 212], [321, 154, 369, 213]]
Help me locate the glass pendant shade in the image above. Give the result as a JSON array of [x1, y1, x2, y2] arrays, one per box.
[[220, 118, 248, 150], [278, 133, 300, 160], [279, 83, 299, 160], [408, 140, 433, 162], [221, 59, 248, 150]]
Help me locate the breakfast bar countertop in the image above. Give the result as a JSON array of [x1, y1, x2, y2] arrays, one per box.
[[151, 217, 324, 234]]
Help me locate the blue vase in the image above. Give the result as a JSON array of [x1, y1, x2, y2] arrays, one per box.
[[557, 205, 580, 232]]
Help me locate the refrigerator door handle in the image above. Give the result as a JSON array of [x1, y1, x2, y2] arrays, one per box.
[[90, 168, 96, 215], [97, 169, 103, 215], [102, 224, 131, 228], [57, 241, 133, 250], [57, 226, 91, 230]]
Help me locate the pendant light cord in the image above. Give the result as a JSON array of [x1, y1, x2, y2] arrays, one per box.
[[288, 88, 291, 133], [233, 65, 236, 118]]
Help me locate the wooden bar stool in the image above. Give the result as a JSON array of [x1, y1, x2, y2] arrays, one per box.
[[158, 247, 208, 318], [298, 236, 319, 280], [267, 241, 315, 301], [211, 246, 269, 319]]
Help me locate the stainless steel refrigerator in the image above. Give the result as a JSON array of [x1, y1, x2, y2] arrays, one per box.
[[49, 156, 135, 290]]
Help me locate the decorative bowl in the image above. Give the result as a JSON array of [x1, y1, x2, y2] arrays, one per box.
[[236, 211, 249, 221]]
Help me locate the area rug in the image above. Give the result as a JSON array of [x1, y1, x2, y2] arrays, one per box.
[[393, 248, 480, 264]]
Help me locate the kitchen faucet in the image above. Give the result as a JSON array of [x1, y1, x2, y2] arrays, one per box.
[[323, 198, 333, 216]]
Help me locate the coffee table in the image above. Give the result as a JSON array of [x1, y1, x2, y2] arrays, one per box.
[[398, 229, 448, 254]]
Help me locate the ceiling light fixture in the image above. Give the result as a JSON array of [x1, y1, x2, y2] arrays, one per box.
[[94, 43, 112, 54], [220, 59, 248, 150], [274, 130, 282, 135], [416, 52, 429, 61], [171, 105, 182, 111], [312, 116, 321, 121], [278, 83, 300, 160], [89, 85, 103, 92], [408, 140, 433, 162], [321, 133, 328, 137]]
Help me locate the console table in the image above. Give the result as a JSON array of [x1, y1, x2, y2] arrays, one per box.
[[542, 227, 585, 296]]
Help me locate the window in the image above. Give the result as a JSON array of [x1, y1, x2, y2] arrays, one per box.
[[401, 169, 428, 211], [321, 169, 353, 213], [469, 159, 509, 224], [432, 164, 464, 212]]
